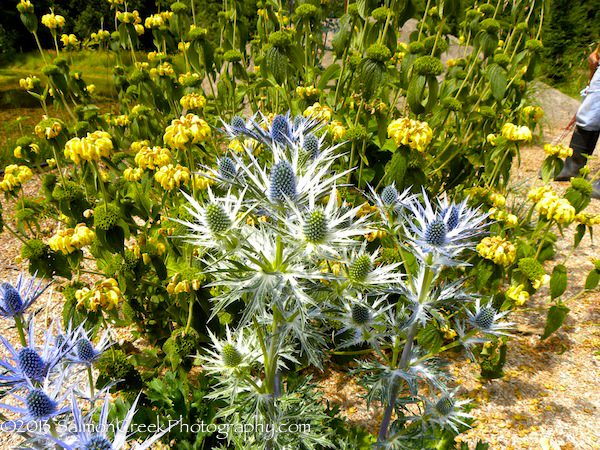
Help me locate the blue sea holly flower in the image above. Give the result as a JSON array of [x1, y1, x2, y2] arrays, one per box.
[[67, 328, 112, 366], [218, 156, 237, 181], [0, 272, 51, 319], [335, 293, 393, 350], [274, 185, 371, 258], [0, 375, 70, 430], [0, 318, 71, 388], [365, 183, 413, 229], [404, 191, 488, 264], [426, 389, 472, 433], [173, 186, 252, 251], [466, 298, 514, 338], [269, 160, 297, 202], [271, 114, 291, 145], [46, 391, 176, 450]]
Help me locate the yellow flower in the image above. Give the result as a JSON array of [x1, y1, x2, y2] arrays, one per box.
[[486, 133, 497, 146], [41, 13, 66, 29], [60, 33, 79, 47], [476, 236, 516, 267], [46, 158, 56, 168], [501, 123, 532, 142], [77, 278, 122, 312], [19, 76, 40, 90], [178, 41, 190, 52], [192, 172, 216, 190], [535, 193, 575, 224], [575, 212, 600, 226], [48, 223, 96, 254], [124, 167, 144, 182], [543, 143, 573, 159], [507, 284, 529, 306], [135, 24, 145, 35], [523, 105, 544, 120], [303, 103, 333, 121], [490, 192, 506, 208], [532, 274, 551, 289], [180, 93, 207, 110], [440, 325, 457, 339], [356, 202, 378, 218], [86, 84, 96, 95], [111, 114, 130, 126], [505, 214, 518, 227], [446, 58, 456, 68], [329, 120, 346, 140], [0, 165, 33, 192], [35, 119, 63, 139], [365, 229, 386, 242], [387, 117, 433, 152], [296, 85, 319, 99], [145, 13, 167, 28], [64, 131, 113, 164], [527, 186, 552, 203], [163, 114, 211, 149], [154, 164, 190, 190], [134, 145, 171, 170], [13, 146, 23, 159]]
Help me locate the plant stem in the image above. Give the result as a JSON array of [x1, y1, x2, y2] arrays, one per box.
[[14, 314, 27, 347], [184, 295, 194, 333], [87, 365, 95, 399]]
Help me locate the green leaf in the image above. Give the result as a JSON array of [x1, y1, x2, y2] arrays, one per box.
[[574, 223, 586, 248], [585, 269, 600, 290], [549, 264, 567, 300], [105, 226, 125, 254], [541, 303, 570, 340], [151, 256, 168, 280], [417, 322, 443, 353], [486, 63, 507, 101], [317, 64, 341, 90], [356, 0, 370, 19]]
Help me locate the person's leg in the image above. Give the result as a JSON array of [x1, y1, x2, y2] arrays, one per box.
[[555, 68, 600, 181]]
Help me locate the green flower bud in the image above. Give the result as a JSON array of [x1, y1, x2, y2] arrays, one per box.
[[94, 203, 120, 230], [366, 43, 392, 62], [413, 55, 444, 76]]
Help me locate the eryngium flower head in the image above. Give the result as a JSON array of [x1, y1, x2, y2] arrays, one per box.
[[231, 115, 247, 131], [67, 328, 112, 366], [404, 192, 489, 264], [0, 272, 51, 318], [269, 160, 297, 202], [303, 209, 328, 243], [303, 133, 319, 159], [218, 156, 237, 180], [47, 391, 174, 450], [18, 348, 46, 381], [205, 203, 232, 233], [26, 389, 57, 419], [426, 390, 471, 433], [271, 115, 291, 145], [349, 255, 373, 281], [466, 299, 514, 337], [221, 344, 242, 367], [351, 304, 371, 324], [381, 185, 399, 206], [335, 294, 392, 349]]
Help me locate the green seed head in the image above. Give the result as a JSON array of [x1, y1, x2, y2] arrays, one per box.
[[435, 396, 454, 416], [303, 209, 328, 244], [205, 203, 231, 234], [222, 344, 242, 367], [349, 255, 373, 281]]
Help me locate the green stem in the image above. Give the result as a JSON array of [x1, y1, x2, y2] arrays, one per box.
[[185, 295, 194, 333], [87, 365, 95, 399], [14, 314, 27, 347], [534, 221, 553, 260]]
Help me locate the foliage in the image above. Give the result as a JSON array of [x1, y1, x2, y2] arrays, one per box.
[[0, 0, 597, 448]]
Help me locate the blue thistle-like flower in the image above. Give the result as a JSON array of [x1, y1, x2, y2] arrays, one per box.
[[76, 339, 96, 363], [218, 156, 237, 180], [351, 304, 371, 325], [269, 161, 297, 202], [424, 220, 447, 247], [45, 391, 177, 449], [0, 318, 72, 389], [0, 272, 51, 319], [26, 389, 57, 419], [67, 329, 111, 366], [230, 116, 247, 132], [303, 133, 320, 159], [381, 185, 399, 206], [17, 348, 47, 381], [442, 206, 460, 231], [84, 436, 113, 450], [474, 308, 495, 330], [271, 115, 291, 145], [1, 284, 23, 315]]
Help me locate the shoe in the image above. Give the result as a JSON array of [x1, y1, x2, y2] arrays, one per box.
[[554, 126, 600, 181]]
